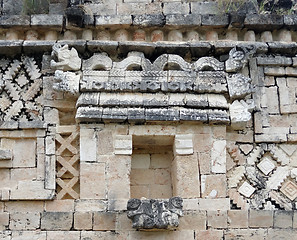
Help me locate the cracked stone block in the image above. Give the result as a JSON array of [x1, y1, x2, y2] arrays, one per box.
[[257, 156, 276, 175], [238, 181, 255, 198]]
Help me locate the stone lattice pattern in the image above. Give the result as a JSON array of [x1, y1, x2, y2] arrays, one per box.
[[55, 126, 80, 199], [0, 56, 43, 122]]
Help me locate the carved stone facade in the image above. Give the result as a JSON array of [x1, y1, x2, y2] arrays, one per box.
[[2, 0, 297, 239]]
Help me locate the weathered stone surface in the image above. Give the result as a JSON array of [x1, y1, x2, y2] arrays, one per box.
[[41, 212, 73, 230], [50, 43, 81, 71], [127, 197, 183, 229]]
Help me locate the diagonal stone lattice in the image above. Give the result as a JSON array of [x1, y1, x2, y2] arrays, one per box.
[[0, 56, 43, 122], [55, 127, 80, 200]]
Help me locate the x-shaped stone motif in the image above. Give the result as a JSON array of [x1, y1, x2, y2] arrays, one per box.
[[56, 176, 79, 199], [56, 132, 79, 156], [56, 155, 79, 178]]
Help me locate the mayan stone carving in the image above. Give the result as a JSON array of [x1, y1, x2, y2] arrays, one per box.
[[127, 197, 183, 230], [52, 45, 254, 128], [0, 57, 43, 123]]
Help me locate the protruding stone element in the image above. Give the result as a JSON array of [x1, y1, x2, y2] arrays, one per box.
[[168, 30, 183, 42], [53, 70, 80, 95], [226, 46, 256, 73], [205, 31, 218, 41], [151, 30, 164, 42], [127, 197, 183, 230], [230, 99, 254, 129], [244, 31, 256, 41], [174, 134, 193, 155], [238, 181, 255, 198], [114, 135, 132, 155], [227, 74, 253, 99], [186, 31, 199, 42], [0, 149, 12, 160], [114, 29, 129, 41], [261, 31, 273, 42], [257, 156, 276, 175], [211, 139, 226, 173], [50, 43, 81, 71], [280, 180, 297, 201]]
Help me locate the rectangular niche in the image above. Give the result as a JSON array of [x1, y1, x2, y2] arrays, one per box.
[[130, 135, 174, 199]]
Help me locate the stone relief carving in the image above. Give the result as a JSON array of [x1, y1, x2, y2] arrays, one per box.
[[53, 70, 80, 95], [226, 45, 256, 73], [0, 56, 43, 123], [50, 43, 81, 71], [51, 45, 254, 128], [127, 197, 183, 230]]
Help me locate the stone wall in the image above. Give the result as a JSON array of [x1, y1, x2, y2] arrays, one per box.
[[1, 0, 297, 239]]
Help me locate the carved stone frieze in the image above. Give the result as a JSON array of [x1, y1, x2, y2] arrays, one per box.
[[51, 45, 254, 126], [127, 197, 183, 230]]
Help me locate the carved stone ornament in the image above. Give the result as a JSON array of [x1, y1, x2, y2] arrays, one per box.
[[225, 45, 256, 73], [50, 43, 81, 71], [127, 197, 183, 230], [53, 70, 80, 95], [51, 45, 255, 128]]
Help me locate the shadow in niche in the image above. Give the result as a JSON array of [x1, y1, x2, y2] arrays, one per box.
[[130, 135, 174, 199]]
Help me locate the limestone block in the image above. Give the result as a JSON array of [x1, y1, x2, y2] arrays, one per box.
[[80, 162, 106, 199], [196, 230, 224, 240], [201, 174, 227, 198], [47, 231, 80, 240], [179, 211, 206, 230], [172, 155, 200, 198], [12, 139, 36, 168], [5, 201, 44, 212], [75, 200, 107, 212], [264, 67, 286, 76], [108, 199, 128, 211], [95, 15, 132, 26], [9, 212, 40, 230], [74, 212, 92, 230], [10, 180, 54, 200], [31, 14, 63, 27], [80, 128, 97, 162], [131, 154, 150, 169], [0, 231, 10, 240], [0, 149, 12, 161], [93, 212, 116, 230], [11, 231, 46, 240], [81, 230, 129, 240], [41, 212, 73, 230], [267, 229, 297, 240], [225, 229, 267, 240], [228, 210, 248, 228], [211, 139, 226, 174], [207, 210, 227, 228], [174, 134, 193, 155], [0, 212, 9, 230], [198, 199, 230, 211], [274, 211, 293, 228], [163, 2, 189, 14], [150, 154, 172, 168], [114, 135, 132, 155], [249, 210, 273, 228], [106, 155, 130, 199], [45, 135, 55, 155], [45, 200, 74, 212], [97, 129, 114, 155], [45, 155, 55, 190]]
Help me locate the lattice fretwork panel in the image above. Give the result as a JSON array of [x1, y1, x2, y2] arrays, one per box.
[[55, 125, 80, 199]]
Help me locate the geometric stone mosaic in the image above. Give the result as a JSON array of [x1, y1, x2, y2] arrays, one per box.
[[55, 126, 80, 199], [257, 156, 275, 176], [280, 180, 297, 201]]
